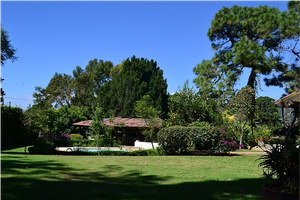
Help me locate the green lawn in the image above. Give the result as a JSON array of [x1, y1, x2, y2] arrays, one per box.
[[1, 146, 264, 200]]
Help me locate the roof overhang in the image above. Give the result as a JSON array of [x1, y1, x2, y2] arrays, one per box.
[[274, 89, 300, 106], [71, 117, 162, 128]]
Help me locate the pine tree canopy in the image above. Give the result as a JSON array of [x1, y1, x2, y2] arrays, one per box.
[[193, 5, 300, 101]]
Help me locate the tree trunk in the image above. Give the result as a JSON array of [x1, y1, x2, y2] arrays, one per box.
[[247, 70, 256, 143], [151, 142, 155, 149], [247, 68, 257, 89], [151, 129, 155, 149], [97, 135, 100, 156], [240, 120, 244, 149]]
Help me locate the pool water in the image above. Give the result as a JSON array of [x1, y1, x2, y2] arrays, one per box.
[[73, 148, 128, 152]]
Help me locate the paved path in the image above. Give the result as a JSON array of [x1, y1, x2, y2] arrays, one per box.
[[229, 151, 266, 155]]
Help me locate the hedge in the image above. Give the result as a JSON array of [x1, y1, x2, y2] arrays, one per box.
[[157, 126, 238, 155], [1, 105, 24, 146]]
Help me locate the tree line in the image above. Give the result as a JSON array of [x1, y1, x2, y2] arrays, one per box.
[[1, 1, 298, 147], [32, 56, 169, 119]]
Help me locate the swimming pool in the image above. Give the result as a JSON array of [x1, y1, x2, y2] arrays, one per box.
[[72, 148, 128, 152]]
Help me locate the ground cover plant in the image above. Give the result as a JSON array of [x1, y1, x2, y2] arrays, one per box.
[[2, 146, 264, 200]]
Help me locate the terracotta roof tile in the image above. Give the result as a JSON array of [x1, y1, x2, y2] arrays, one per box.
[[72, 117, 161, 128], [273, 89, 300, 106]]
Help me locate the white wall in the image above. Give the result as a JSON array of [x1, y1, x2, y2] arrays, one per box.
[[134, 140, 160, 149]]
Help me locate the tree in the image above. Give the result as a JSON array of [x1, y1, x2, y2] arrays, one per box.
[[1, 26, 18, 103], [102, 56, 169, 118], [70, 66, 95, 107], [264, 1, 300, 96], [23, 102, 53, 138], [85, 59, 113, 93], [255, 96, 280, 127], [110, 60, 125, 77], [33, 59, 114, 109], [193, 5, 300, 102], [168, 80, 221, 126], [134, 95, 161, 149], [227, 86, 256, 149], [89, 107, 107, 155], [33, 73, 73, 108]]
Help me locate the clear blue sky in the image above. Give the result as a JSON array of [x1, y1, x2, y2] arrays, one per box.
[[1, 1, 290, 110]]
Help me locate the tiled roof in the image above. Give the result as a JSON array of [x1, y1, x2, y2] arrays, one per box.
[[274, 89, 300, 106], [72, 120, 93, 127], [72, 116, 161, 128]]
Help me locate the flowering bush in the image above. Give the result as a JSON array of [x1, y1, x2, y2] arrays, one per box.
[[36, 133, 71, 150], [58, 133, 71, 140], [158, 125, 241, 155], [216, 125, 244, 152], [221, 140, 244, 152]]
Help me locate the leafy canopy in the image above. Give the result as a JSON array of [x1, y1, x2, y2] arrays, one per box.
[[193, 5, 300, 101], [1, 26, 18, 102], [101, 56, 169, 118], [134, 95, 161, 149], [168, 80, 221, 126]]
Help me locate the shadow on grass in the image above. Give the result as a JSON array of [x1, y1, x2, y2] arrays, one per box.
[[1, 154, 263, 200], [1, 145, 31, 151]]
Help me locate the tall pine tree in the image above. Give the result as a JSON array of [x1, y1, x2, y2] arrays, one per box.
[[101, 56, 169, 118]]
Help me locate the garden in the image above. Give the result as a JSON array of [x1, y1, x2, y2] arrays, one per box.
[[2, 146, 265, 200], [1, 1, 300, 199]]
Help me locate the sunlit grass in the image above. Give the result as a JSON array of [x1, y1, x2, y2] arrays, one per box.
[[2, 146, 264, 200]]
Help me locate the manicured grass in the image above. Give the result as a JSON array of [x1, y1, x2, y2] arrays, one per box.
[[1, 146, 264, 200]]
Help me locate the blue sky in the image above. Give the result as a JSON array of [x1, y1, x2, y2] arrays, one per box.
[[1, 1, 290, 110]]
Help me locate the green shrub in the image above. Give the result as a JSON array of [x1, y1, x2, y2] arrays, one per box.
[[70, 134, 83, 140], [247, 126, 272, 146], [157, 126, 194, 155], [157, 126, 233, 155], [188, 121, 210, 127], [33, 138, 56, 150], [28, 147, 57, 154], [129, 150, 149, 156], [1, 105, 24, 146], [269, 136, 285, 145], [146, 149, 160, 156], [155, 146, 165, 155]]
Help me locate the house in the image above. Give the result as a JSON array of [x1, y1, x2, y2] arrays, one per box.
[[72, 116, 161, 148], [274, 89, 300, 125], [274, 89, 300, 106]]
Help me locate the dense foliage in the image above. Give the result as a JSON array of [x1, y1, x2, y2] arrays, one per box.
[[226, 86, 256, 148], [1, 105, 24, 146], [264, 1, 300, 96], [166, 81, 222, 126], [134, 95, 161, 149], [157, 126, 240, 155], [255, 96, 280, 127], [101, 56, 169, 118], [257, 123, 299, 194], [1, 26, 18, 103], [24, 104, 91, 138], [32, 56, 169, 118]]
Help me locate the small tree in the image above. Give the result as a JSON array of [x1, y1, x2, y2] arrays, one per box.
[[107, 109, 115, 140], [89, 107, 107, 155], [227, 86, 256, 149], [168, 80, 220, 126], [134, 95, 161, 149]]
